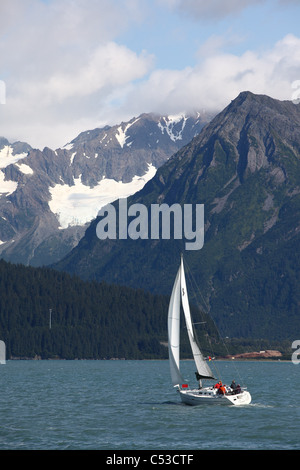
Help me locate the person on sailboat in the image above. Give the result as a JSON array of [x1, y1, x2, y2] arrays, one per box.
[[230, 380, 237, 394], [214, 380, 222, 390]]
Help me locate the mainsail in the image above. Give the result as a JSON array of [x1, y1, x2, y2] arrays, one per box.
[[168, 266, 184, 387], [180, 258, 215, 380], [168, 256, 215, 387]]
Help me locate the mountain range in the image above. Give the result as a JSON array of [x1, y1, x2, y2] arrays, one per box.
[[54, 92, 300, 341], [0, 112, 208, 266]]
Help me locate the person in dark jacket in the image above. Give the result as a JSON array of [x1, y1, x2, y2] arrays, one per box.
[[231, 380, 237, 394]]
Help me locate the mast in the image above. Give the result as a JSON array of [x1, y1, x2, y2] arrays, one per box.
[[168, 255, 215, 389], [180, 256, 215, 381]]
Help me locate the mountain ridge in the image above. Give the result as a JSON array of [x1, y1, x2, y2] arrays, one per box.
[[0, 111, 208, 266], [54, 91, 300, 340]]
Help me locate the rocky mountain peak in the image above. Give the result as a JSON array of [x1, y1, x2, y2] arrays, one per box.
[[53, 92, 300, 343], [172, 91, 300, 189], [0, 111, 208, 266]]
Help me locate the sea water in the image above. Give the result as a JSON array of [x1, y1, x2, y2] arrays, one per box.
[[0, 359, 299, 450]]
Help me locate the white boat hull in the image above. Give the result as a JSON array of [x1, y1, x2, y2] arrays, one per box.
[[168, 257, 252, 407], [179, 388, 251, 406]]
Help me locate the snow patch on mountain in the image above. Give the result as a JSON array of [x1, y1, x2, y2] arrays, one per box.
[[0, 145, 28, 169], [63, 142, 74, 151], [115, 118, 140, 148], [15, 163, 34, 175], [69, 152, 76, 166], [0, 170, 18, 195], [49, 163, 156, 228], [158, 113, 188, 142]]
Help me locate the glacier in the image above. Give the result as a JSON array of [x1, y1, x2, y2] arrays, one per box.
[[48, 163, 156, 228]]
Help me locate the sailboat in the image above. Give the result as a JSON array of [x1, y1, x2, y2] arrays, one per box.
[[168, 255, 251, 405]]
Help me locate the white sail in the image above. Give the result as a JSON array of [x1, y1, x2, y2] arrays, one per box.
[[180, 257, 215, 380], [168, 256, 251, 405], [168, 266, 184, 387], [0, 340, 6, 364]]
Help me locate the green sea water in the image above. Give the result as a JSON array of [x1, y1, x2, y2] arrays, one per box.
[[0, 359, 299, 450]]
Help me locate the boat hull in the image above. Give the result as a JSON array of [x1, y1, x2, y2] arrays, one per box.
[[179, 388, 251, 406]]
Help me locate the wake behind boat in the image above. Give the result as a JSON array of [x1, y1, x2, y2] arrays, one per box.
[[168, 255, 251, 406]]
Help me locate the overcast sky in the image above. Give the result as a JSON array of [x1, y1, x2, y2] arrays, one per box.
[[0, 0, 300, 149]]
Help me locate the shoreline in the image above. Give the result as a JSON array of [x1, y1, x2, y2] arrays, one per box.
[[6, 356, 292, 362]]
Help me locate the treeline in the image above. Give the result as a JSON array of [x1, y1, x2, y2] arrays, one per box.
[[0, 259, 291, 360], [0, 259, 223, 359], [0, 259, 170, 359]]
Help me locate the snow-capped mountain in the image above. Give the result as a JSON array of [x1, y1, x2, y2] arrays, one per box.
[[0, 112, 209, 266], [54, 92, 300, 341]]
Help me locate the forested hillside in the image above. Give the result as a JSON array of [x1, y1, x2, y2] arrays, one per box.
[[0, 259, 227, 359], [0, 259, 167, 359]]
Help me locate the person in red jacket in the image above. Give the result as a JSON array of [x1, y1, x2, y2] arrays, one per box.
[[214, 380, 222, 390]]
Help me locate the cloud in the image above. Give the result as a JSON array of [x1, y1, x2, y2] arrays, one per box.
[[158, 0, 297, 19], [158, 0, 263, 19], [0, 0, 299, 149], [116, 34, 300, 117], [19, 43, 152, 105], [0, 0, 151, 148]]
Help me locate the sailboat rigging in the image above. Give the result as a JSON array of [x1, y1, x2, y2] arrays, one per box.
[[168, 255, 251, 406]]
